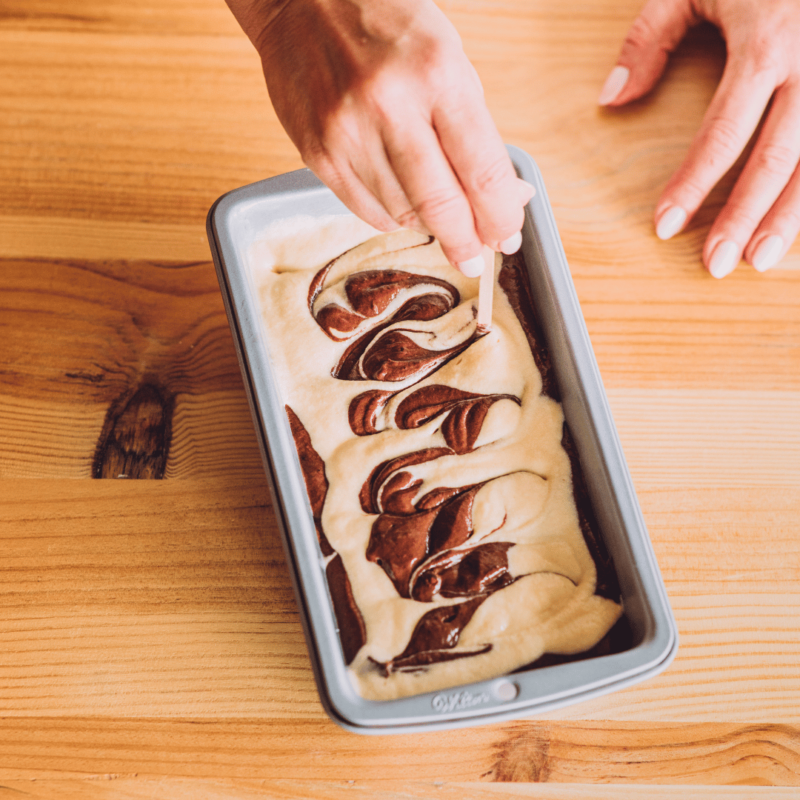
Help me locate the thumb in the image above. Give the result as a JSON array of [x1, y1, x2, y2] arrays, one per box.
[[599, 0, 697, 106]]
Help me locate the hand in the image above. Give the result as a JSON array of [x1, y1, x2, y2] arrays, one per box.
[[600, 0, 800, 278], [226, 0, 534, 276]]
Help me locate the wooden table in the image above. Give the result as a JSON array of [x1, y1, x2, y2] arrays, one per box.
[[2, 1, 800, 796]]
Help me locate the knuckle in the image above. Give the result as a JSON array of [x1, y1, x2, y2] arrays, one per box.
[[394, 208, 422, 229], [675, 174, 709, 209], [701, 116, 745, 165], [360, 68, 402, 107], [303, 150, 347, 193], [479, 207, 524, 244], [320, 103, 359, 145], [421, 39, 475, 99], [753, 142, 799, 179], [623, 15, 658, 52], [471, 155, 514, 196], [725, 205, 762, 232], [424, 57, 462, 99], [300, 143, 331, 175], [778, 205, 800, 231], [744, 35, 783, 81], [311, 120, 344, 156], [414, 188, 467, 225], [445, 241, 482, 265]]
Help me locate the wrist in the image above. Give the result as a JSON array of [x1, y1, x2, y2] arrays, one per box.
[[224, 0, 293, 53]]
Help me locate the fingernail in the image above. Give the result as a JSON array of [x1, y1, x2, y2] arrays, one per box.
[[457, 254, 485, 278], [598, 65, 630, 105], [752, 234, 783, 272], [499, 231, 522, 255], [656, 206, 687, 240], [708, 240, 739, 279], [517, 179, 536, 203]]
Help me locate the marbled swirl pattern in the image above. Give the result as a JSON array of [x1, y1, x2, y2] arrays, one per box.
[[254, 219, 622, 700]]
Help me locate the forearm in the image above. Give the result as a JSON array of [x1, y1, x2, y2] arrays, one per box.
[[226, 0, 438, 58]]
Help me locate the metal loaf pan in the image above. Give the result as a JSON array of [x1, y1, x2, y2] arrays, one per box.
[[206, 145, 678, 733]]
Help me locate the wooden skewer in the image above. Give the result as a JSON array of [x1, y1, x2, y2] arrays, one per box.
[[476, 246, 495, 333]]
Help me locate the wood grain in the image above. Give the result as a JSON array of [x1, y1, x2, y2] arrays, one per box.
[[2, 719, 800, 787], [0, 216, 211, 261], [0, 782, 796, 800], [0, 257, 263, 478], [0, 0, 242, 36], [2, 480, 800, 723], [3, 0, 800, 792]]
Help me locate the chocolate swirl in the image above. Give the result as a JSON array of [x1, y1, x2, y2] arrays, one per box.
[[285, 405, 333, 557], [286, 405, 366, 665], [308, 236, 438, 324], [326, 553, 367, 664], [365, 479, 486, 599], [309, 240, 473, 386], [348, 389, 394, 435], [358, 447, 455, 515], [411, 541, 515, 602], [358, 328, 477, 383], [360, 448, 522, 605], [317, 269, 458, 340], [312, 265, 459, 341], [349, 384, 521, 455], [332, 300, 468, 381], [372, 596, 491, 676], [395, 385, 520, 454]]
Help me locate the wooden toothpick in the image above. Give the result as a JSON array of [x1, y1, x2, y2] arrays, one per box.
[[476, 246, 495, 333]]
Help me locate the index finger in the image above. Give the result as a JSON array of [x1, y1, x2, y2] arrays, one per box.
[[382, 111, 487, 275], [433, 79, 526, 255]]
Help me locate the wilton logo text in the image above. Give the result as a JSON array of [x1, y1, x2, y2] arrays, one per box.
[[431, 690, 490, 713]]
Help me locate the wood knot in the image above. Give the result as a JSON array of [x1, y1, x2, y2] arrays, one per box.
[[489, 725, 551, 782], [93, 383, 173, 479]]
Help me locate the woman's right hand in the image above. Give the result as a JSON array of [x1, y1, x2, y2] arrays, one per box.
[[226, 0, 533, 276]]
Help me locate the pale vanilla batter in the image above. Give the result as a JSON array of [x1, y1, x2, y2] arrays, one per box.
[[250, 216, 622, 700]]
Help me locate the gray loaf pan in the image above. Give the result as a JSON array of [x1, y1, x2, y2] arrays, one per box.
[[206, 145, 678, 733]]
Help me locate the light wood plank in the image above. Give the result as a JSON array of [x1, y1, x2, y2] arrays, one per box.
[[0, 216, 211, 261], [607, 389, 800, 488], [0, 780, 796, 799], [5, 385, 799, 483], [0, 30, 300, 229], [1, 720, 800, 786], [0, 0, 242, 36]]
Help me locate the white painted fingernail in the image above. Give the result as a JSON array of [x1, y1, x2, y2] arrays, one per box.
[[499, 231, 522, 255], [598, 65, 630, 105], [517, 179, 536, 202], [709, 240, 739, 279], [752, 235, 783, 272], [656, 206, 687, 241], [457, 254, 485, 278]]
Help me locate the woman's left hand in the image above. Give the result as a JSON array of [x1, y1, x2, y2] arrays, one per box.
[[601, 0, 800, 278]]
